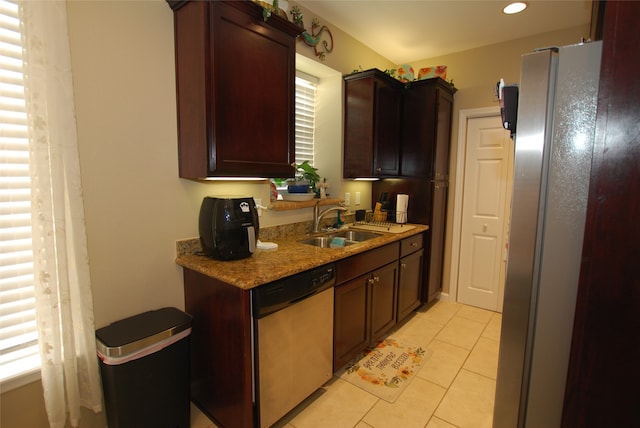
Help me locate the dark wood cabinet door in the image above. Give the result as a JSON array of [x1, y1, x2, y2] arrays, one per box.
[[397, 249, 424, 322], [426, 182, 448, 302], [333, 274, 369, 371], [172, 1, 298, 179], [343, 69, 401, 178], [433, 90, 454, 179], [400, 78, 455, 178], [211, 2, 295, 177], [369, 263, 398, 344], [372, 78, 401, 176]]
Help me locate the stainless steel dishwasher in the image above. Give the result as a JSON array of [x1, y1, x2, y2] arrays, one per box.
[[252, 263, 335, 428]]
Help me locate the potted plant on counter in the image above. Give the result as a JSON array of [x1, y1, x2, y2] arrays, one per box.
[[287, 160, 321, 194]]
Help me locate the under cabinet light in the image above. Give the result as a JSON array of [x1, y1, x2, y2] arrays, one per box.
[[203, 177, 268, 181], [503, 2, 527, 14]]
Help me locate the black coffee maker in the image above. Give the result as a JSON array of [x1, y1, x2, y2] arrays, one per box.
[[199, 197, 259, 261]]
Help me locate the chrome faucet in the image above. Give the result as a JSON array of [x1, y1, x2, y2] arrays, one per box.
[[313, 204, 348, 233]]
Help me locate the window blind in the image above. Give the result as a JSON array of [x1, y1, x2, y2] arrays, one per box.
[[0, 0, 40, 383], [294, 71, 318, 166]]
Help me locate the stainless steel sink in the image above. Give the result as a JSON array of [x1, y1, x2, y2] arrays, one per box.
[[298, 229, 382, 248], [298, 236, 356, 248], [331, 230, 382, 242]]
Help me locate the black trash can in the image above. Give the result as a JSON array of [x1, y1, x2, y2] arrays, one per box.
[[96, 307, 192, 428]]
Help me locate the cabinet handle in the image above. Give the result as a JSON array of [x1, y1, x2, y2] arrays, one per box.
[[401, 263, 407, 269], [374, 276, 380, 283], [411, 242, 417, 247], [376, 167, 382, 172]]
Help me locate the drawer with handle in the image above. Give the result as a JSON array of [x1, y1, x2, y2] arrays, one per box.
[[400, 233, 424, 258]]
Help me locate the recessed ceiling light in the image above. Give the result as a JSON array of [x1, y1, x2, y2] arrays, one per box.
[[503, 2, 528, 14]]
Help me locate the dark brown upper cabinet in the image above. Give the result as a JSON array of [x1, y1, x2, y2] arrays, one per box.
[[343, 69, 403, 178], [401, 78, 456, 178], [168, 1, 301, 179]]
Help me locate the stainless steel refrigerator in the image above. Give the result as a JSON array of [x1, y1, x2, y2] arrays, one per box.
[[493, 41, 602, 427]]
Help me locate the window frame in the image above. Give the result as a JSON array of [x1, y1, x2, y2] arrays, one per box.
[[0, 0, 41, 391], [274, 70, 318, 191]]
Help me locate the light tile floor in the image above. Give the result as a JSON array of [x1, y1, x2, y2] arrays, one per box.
[[191, 300, 501, 428]]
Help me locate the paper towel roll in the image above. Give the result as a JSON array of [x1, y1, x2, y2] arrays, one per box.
[[396, 194, 408, 223]]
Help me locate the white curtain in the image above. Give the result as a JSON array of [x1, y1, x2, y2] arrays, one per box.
[[18, 1, 103, 427]]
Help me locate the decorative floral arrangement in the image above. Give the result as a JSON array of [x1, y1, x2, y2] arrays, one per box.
[[346, 64, 454, 88]]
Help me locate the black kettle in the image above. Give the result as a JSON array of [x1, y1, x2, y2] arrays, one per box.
[[199, 197, 259, 261]]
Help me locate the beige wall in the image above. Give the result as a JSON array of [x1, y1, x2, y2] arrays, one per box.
[[291, 2, 396, 73], [0, 0, 589, 425]]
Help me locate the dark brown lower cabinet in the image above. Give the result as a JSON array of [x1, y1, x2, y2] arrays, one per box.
[[368, 263, 398, 343], [333, 235, 425, 371], [333, 243, 399, 371], [333, 274, 369, 371], [333, 262, 398, 371], [397, 249, 424, 321], [183, 269, 253, 428]]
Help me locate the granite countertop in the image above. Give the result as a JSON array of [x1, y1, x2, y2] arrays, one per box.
[[175, 223, 429, 290]]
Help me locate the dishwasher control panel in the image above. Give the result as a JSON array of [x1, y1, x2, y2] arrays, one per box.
[[251, 263, 336, 319]]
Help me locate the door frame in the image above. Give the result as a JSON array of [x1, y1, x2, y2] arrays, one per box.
[[447, 106, 508, 311]]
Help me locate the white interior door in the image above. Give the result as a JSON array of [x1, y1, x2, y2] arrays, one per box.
[[457, 115, 513, 311]]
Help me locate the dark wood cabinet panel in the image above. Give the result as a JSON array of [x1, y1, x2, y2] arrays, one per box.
[[398, 249, 424, 321], [334, 243, 399, 371], [344, 73, 454, 180], [170, 1, 299, 179], [372, 177, 447, 303], [336, 242, 399, 284], [400, 233, 424, 258], [426, 182, 448, 301], [372, 178, 431, 227], [400, 78, 454, 302], [333, 236, 425, 371], [373, 80, 402, 175], [369, 262, 398, 343], [401, 78, 455, 178], [333, 273, 369, 371], [183, 268, 253, 428], [333, 261, 398, 371], [433, 92, 454, 179], [343, 69, 402, 178], [370, 77, 454, 303]]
